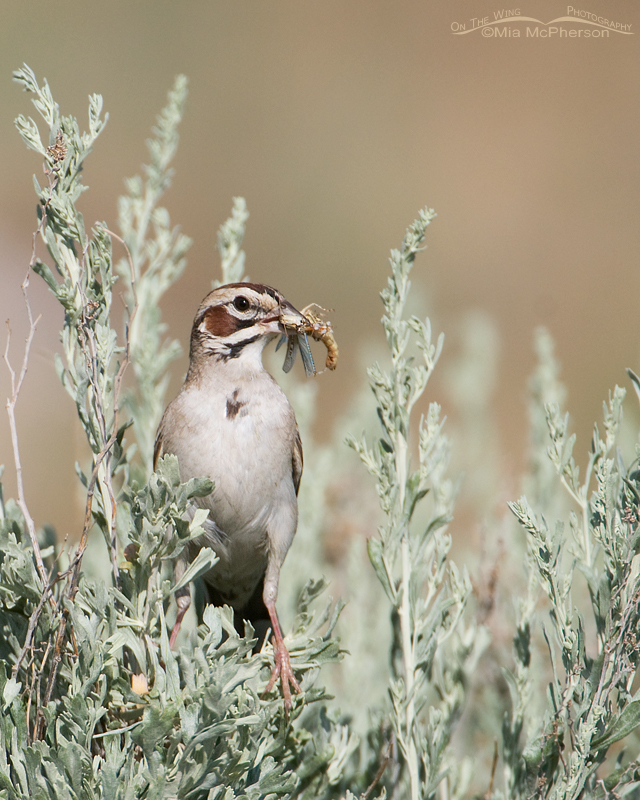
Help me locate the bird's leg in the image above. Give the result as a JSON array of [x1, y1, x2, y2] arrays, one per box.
[[169, 555, 191, 649], [263, 601, 301, 711], [169, 588, 191, 648]]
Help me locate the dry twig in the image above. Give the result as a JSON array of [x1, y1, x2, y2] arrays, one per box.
[[4, 276, 46, 589]]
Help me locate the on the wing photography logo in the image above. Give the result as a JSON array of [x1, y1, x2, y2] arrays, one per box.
[[450, 6, 633, 38]]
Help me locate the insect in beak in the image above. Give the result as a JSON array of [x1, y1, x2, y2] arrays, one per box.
[[275, 303, 338, 378], [274, 306, 316, 377], [276, 331, 316, 377]]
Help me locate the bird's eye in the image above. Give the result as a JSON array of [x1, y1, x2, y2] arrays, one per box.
[[233, 296, 250, 312]]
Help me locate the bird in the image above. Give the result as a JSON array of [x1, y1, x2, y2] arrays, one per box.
[[153, 282, 309, 709]]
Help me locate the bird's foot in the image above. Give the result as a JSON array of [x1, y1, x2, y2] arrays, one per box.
[[263, 636, 302, 712]]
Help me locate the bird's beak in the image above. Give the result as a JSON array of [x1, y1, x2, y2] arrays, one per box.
[[262, 301, 308, 336]]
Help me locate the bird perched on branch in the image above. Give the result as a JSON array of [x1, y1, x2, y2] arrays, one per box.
[[154, 282, 312, 708]]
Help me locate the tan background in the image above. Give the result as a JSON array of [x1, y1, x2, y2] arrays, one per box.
[[0, 1, 638, 539]]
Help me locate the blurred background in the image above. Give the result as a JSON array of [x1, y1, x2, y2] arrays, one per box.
[[0, 0, 638, 546]]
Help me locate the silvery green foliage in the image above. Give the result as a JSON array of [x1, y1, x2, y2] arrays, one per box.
[[117, 75, 192, 476], [1, 67, 347, 799], [499, 330, 561, 800], [0, 485, 340, 799], [11, 65, 640, 800], [214, 196, 250, 287], [525, 329, 568, 512], [503, 342, 640, 797], [14, 63, 124, 585], [347, 211, 483, 800]]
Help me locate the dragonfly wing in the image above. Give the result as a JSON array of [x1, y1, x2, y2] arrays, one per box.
[[298, 332, 316, 377], [282, 335, 298, 373]]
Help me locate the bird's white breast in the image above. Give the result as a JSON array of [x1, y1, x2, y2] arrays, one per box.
[[159, 363, 298, 604]]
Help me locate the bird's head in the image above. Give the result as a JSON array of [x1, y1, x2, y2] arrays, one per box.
[[188, 282, 308, 372]]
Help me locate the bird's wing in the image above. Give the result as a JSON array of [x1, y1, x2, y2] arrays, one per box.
[[292, 425, 303, 497]]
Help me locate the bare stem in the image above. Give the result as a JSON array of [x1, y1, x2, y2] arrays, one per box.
[[11, 574, 59, 680], [4, 276, 49, 594]]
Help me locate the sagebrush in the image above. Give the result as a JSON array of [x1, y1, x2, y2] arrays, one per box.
[[2, 65, 640, 800]]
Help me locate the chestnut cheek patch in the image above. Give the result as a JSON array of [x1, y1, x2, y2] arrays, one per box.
[[203, 305, 238, 337], [202, 305, 257, 337]]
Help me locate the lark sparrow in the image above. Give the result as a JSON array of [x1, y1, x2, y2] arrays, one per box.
[[154, 282, 310, 708]]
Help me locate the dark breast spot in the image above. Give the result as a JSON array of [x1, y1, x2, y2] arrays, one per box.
[[226, 389, 246, 420]]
